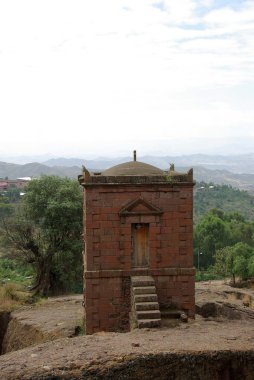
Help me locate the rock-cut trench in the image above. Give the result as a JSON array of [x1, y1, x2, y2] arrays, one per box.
[[80, 351, 254, 380], [0, 311, 11, 354], [0, 295, 83, 355]]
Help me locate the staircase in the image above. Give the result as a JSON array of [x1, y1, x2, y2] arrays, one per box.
[[131, 276, 161, 329]]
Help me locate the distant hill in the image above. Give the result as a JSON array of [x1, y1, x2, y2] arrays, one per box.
[[191, 166, 254, 195], [194, 182, 254, 223], [43, 153, 254, 174], [140, 154, 254, 174], [0, 161, 81, 179], [43, 157, 128, 169], [1, 160, 254, 195]]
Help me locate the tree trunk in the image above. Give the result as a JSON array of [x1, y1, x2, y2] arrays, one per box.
[[31, 255, 53, 296]]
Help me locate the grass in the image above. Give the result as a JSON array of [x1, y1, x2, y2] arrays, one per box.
[[0, 257, 34, 286], [0, 257, 36, 311], [0, 282, 31, 311], [195, 269, 224, 282]]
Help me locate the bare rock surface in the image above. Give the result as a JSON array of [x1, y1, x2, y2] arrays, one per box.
[[2, 295, 83, 353], [1, 319, 254, 379], [196, 280, 254, 320], [1, 283, 254, 379]]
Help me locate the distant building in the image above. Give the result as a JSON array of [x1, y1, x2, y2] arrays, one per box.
[[0, 177, 31, 190], [0, 181, 8, 190], [16, 177, 32, 181], [15, 178, 32, 189]]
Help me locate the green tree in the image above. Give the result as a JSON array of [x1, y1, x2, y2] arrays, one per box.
[[228, 219, 254, 247], [0, 200, 14, 220], [4, 188, 21, 203], [0, 192, 17, 253], [194, 210, 230, 268], [194, 209, 254, 269], [214, 242, 254, 284], [248, 255, 254, 278], [2, 176, 83, 296]]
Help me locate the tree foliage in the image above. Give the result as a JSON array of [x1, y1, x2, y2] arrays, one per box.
[[214, 243, 254, 284], [194, 209, 254, 270], [1, 176, 83, 296], [0, 194, 15, 220], [194, 211, 230, 267]]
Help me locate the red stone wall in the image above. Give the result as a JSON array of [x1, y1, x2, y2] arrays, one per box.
[[154, 274, 195, 317], [85, 276, 130, 333], [84, 183, 195, 334]]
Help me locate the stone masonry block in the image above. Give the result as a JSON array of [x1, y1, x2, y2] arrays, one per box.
[[83, 176, 194, 333]]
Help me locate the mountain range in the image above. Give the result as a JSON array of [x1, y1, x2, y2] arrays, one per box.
[[0, 154, 254, 195], [42, 153, 254, 174]]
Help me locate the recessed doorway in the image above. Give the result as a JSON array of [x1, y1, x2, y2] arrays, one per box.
[[131, 223, 149, 268]]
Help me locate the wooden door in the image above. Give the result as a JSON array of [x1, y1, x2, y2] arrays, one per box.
[[131, 223, 149, 268]]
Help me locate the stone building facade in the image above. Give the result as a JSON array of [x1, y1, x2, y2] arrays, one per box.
[[78, 158, 195, 334]]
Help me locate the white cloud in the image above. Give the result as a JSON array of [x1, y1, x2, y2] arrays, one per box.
[[0, 0, 254, 156], [160, 0, 199, 25]]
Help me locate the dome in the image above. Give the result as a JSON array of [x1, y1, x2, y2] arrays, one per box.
[[102, 161, 164, 176]]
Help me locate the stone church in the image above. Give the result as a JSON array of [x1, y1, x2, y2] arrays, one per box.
[[78, 153, 195, 334]]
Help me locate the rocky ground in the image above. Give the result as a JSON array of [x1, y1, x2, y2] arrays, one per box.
[[1, 295, 83, 353], [0, 281, 254, 379]]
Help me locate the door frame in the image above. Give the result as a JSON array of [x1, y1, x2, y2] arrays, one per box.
[[131, 223, 149, 268]]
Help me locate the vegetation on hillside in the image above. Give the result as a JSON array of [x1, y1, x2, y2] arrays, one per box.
[[194, 182, 254, 223]]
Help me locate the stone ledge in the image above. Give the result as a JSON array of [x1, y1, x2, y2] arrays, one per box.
[[85, 267, 196, 279], [81, 181, 195, 188]]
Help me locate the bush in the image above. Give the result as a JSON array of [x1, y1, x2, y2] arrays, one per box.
[[195, 267, 224, 282], [0, 257, 34, 286]]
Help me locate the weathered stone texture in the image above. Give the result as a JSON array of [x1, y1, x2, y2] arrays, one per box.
[[81, 165, 195, 334]]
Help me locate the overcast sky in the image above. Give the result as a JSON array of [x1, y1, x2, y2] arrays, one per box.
[[0, 0, 254, 158]]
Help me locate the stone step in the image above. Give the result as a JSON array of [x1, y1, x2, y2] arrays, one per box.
[[130, 275, 161, 330], [136, 310, 161, 319], [138, 319, 161, 328], [133, 286, 156, 295], [134, 294, 158, 303], [135, 302, 159, 311], [131, 276, 155, 287], [161, 310, 182, 319]]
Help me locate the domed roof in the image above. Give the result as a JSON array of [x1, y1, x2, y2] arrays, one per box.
[[102, 161, 164, 176]]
